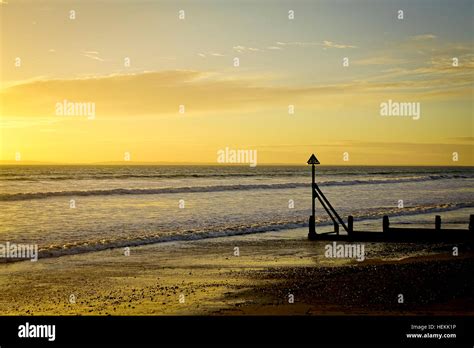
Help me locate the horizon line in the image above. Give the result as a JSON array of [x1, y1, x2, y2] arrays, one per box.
[[0, 161, 472, 167]]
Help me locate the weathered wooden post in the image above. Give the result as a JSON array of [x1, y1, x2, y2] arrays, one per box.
[[348, 215, 353, 234], [383, 216, 390, 234], [435, 215, 441, 231], [307, 154, 320, 240]]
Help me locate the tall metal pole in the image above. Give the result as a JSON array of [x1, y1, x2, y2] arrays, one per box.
[[312, 163, 315, 218], [308, 162, 317, 240], [307, 153, 319, 240]]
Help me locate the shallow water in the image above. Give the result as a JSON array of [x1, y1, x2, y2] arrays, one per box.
[[0, 165, 472, 258]]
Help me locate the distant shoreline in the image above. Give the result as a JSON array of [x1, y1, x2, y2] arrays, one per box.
[[1, 162, 473, 167]]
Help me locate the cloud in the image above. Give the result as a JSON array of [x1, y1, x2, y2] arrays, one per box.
[[410, 34, 437, 41], [81, 51, 105, 62], [197, 52, 225, 58], [82, 54, 104, 62], [231, 41, 356, 54], [0, 117, 59, 129], [233, 45, 262, 53], [2, 70, 314, 117], [352, 38, 473, 83], [353, 56, 407, 66], [322, 40, 357, 49], [276, 41, 319, 47], [276, 40, 356, 49], [367, 54, 474, 85], [1, 66, 471, 119], [251, 139, 474, 149], [446, 137, 474, 143]]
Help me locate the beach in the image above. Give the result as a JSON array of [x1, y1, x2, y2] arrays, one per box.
[[2, 2, 473, 344], [0, 165, 473, 316], [1, 227, 472, 316]]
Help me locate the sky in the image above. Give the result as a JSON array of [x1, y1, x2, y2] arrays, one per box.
[[0, 0, 473, 165]]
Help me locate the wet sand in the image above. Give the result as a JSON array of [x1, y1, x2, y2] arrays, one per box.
[[0, 228, 472, 315]]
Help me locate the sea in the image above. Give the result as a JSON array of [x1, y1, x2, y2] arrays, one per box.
[[0, 165, 472, 259]]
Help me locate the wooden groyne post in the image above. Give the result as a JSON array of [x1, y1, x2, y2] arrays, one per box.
[[435, 215, 442, 231], [383, 216, 390, 233], [306, 153, 473, 242], [348, 215, 354, 234], [307, 153, 350, 240]]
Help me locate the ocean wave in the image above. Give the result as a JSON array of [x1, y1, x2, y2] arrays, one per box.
[[0, 170, 471, 181], [0, 201, 471, 263], [0, 174, 470, 201], [0, 173, 264, 181]]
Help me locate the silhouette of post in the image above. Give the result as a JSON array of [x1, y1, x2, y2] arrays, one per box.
[[307, 154, 320, 240], [313, 184, 349, 232], [435, 215, 441, 231], [348, 215, 353, 234], [383, 216, 390, 233], [312, 160, 315, 218]]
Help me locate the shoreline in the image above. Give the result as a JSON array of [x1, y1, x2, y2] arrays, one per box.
[[1, 205, 472, 264], [0, 228, 472, 316]]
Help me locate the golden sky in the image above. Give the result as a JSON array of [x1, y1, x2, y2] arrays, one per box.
[[1, 0, 473, 165]]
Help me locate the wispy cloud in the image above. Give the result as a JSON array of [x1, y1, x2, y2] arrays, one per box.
[[81, 51, 104, 62], [276, 40, 356, 49], [410, 34, 437, 41], [197, 52, 225, 58], [2, 65, 471, 119], [276, 41, 319, 47], [322, 40, 357, 49], [353, 56, 408, 66], [231, 40, 357, 55], [233, 45, 262, 53], [446, 137, 474, 143]]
